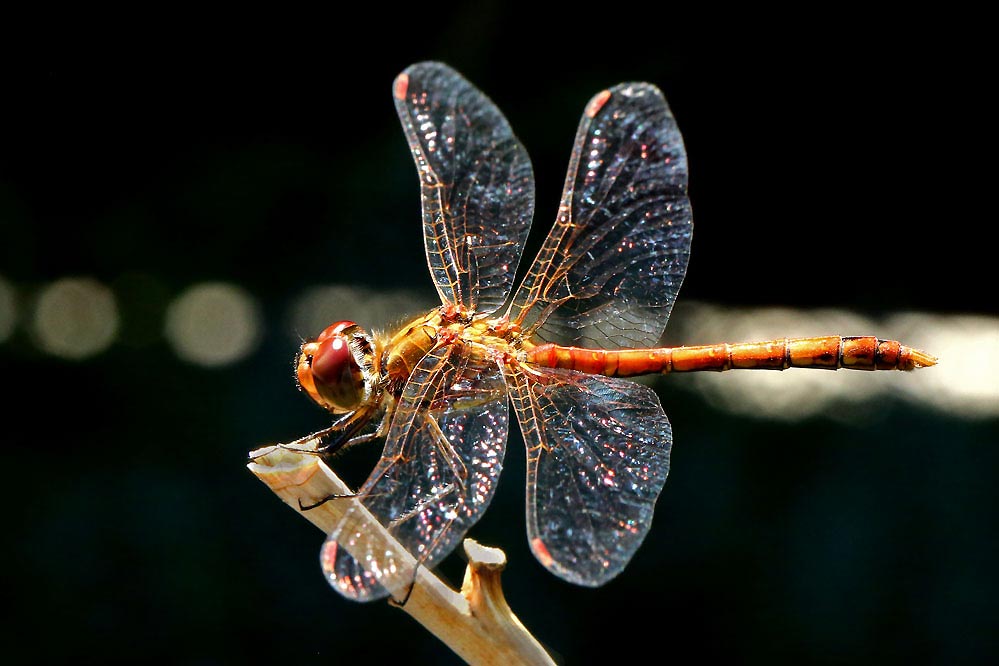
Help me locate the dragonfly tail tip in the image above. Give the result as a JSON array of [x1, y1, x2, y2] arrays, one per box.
[[904, 347, 938, 370]]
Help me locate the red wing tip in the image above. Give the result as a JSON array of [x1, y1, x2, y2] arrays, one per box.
[[531, 537, 554, 567], [393, 73, 409, 100], [586, 89, 613, 118], [320, 540, 338, 572]]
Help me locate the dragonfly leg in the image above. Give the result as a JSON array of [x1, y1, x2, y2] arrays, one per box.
[[382, 419, 468, 530], [387, 567, 419, 608], [247, 420, 346, 461], [317, 408, 391, 456], [298, 493, 356, 511], [318, 431, 379, 456], [384, 417, 471, 607], [425, 416, 470, 491], [300, 421, 395, 511]]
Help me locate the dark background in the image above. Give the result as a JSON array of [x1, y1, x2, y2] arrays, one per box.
[[2, 12, 994, 666]]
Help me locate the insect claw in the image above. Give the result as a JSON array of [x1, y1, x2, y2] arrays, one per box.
[[388, 572, 418, 607], [298, 493, 355, 511], [298, 496, 327, 511]]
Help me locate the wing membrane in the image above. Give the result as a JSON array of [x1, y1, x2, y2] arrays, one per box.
[[509, 83, 691, 348], [395, 62, 535, 315], [505, 363, 671, 586], [321, 344, 508, 601]]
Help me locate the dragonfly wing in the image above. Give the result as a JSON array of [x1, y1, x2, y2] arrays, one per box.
[[321, 345, 509, 601], [505, 363, 671, 586], [509, 82, 691, 349], [394, 62, 535, 315]]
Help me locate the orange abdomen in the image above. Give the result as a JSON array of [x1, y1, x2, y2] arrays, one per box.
[[525, 336, 937, 377]]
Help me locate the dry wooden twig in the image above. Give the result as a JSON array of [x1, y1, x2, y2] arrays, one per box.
[[247, 443, 555, 666]]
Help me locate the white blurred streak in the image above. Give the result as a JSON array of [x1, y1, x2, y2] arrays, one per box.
[[0, 276, 15, 342], [886, 312, 998, 419], [288, 284, 438, 341], [31, 277, 119, 359], [284, 291, 995, 421], [165, 283, 262, 367], [665, 303, 995, 421]]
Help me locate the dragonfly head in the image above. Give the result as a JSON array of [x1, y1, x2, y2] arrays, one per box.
[[297, 321, 378, 413]]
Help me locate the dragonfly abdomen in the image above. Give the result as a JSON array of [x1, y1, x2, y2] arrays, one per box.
[[525, 336, 936, 377]]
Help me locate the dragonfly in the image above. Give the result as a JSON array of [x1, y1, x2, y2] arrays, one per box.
[[277, 62, 935, 603]]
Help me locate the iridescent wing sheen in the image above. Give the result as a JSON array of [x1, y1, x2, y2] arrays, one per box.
[[505, 363, 671, 586], [508, 82, 691, 349], [321, 344, 508, 601], [394, 62, 535, 315]]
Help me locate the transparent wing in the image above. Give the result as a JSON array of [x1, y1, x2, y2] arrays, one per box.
[[505, 363, 671, 586], [394, 61, 535, 315], [321, 344, 509, 601], [508, 82, 691, 348]]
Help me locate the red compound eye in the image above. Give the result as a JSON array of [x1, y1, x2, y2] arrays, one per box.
[[298, 321, 365, 411], [312, 335, 354, 389], [316, 320, 356, 343]]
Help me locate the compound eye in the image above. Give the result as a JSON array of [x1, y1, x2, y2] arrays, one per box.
[[316, 320, 357, 343], [309, 333, 363, 411]]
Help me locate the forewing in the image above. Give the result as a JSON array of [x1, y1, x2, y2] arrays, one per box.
[[321, 345, 508, 601], [509, 83, 691, 348], [394, 62, 535, 315], [505, 363, 671, 586]]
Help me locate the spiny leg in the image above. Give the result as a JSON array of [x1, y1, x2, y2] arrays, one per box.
[[387, 416, 470, 607], [246, 419, 348, 461], [300, 411, 392, 510]]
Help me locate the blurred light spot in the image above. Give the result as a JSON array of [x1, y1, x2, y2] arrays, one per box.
[[886, 312, 999, 419], [165, 283, 262, 367], [31, 277, 119, 359], [0, 276, 15, 342], [288, 284, 437, 341], [666, 303, 988, 421]]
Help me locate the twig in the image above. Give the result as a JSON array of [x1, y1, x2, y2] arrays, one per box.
[[247, 444, 556, 666]]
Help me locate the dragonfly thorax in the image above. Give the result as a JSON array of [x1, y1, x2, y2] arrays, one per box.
[[297, 321, 380, 413]]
